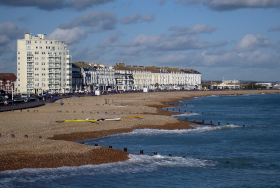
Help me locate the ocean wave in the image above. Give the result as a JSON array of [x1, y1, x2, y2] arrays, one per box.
[[113, 125, 241, 137], [0, 154, 217, 187], [172, 112, 200, 117], [127, 154, 217, 168]]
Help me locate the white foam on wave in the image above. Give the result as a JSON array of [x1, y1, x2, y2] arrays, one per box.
[[0, 154, 217, 186], [0, 153, 218, 187], [115, 124, 241, 137], [128, 154, 217, 168], [172, 112, 200, 117], [210, 95, 219, 97]]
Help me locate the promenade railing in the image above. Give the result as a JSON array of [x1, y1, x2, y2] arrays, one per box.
[[0, 100, 45, 112]]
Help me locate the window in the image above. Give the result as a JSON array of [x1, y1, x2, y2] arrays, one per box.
[[18, 78, 20, 81], [18, 84, 20, 87], [39, 46, 42, 49], [42, 68, 45, 71], [42, 78, 45, 81], [46, 46, 50, 49], [18, 73, 20, 76], [42, 62, 45, 65], [26, 40, 31, 45], [35, 78, 39, 81], [52, 47, 55, 51], [35, 51, 39, 54], [42, 57, 45, 60], [35, 68, 39, 71], [18, 52, 20, 54], [18, 62, 20, 65], [42, 73, 45, 76], [35, 62, 39, 65], [35, 74, 39, 76], [18, 57, 20, 60], [36, 46, 38, 49], [26, 46, 31, 50], [35, 57, 39, 60], [18, 68, 20, 70], [42, 52, 45, 55]]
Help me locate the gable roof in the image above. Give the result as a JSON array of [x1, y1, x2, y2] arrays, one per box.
[[0, 73, 17, 82]]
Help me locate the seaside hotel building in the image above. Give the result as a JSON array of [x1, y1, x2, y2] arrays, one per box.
[[17, 33, 72, 94]]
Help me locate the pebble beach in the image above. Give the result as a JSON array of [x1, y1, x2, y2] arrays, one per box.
[[1, 90, 279, 171]]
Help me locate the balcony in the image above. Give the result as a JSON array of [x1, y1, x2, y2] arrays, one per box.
[[27, 58, 33, 62], [48, 82, 60, 85], [49, 85, 60, 89]]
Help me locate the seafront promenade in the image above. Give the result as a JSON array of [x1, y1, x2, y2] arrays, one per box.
[[0, 90, 279, 171]]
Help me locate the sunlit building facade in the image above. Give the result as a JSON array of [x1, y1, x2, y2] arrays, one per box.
[[17, 33, 72, 94]]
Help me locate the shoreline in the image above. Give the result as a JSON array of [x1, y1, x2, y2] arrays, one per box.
[[1, 90, 280, 171]]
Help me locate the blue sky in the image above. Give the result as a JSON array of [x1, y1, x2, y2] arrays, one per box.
[[0, 0, 279, 81]]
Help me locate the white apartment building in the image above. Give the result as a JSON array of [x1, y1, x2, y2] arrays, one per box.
[[74, 62, 115, 91], [115, 69, 134, 91], [133, 71, 201, 90], [114, 64, 202, 91], [17, 33, 72, 94]]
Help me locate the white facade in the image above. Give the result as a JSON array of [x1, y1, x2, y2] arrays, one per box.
[[115, 70, 134, 91], [132, 70, 201, 90], [17, 33, 72, 94], [77, 62, 115, 91]]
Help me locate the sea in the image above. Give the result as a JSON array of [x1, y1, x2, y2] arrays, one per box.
[[1, 93, 280, 188]]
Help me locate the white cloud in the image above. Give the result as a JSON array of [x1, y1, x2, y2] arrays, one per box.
[[99, 33, 120, 47], [47, 27, 87, 45], [234, 34, 273, 52], [155, 50, 279, 69], [59, 11, 117, 31], [177, 0, 280, 11], [131, 34, 162, 47], [170, 23, 217, 35], [100, 33, 227, 56], [0, 35, 10, 44], [116, 46, 146, 56], [0, 22, 28, 45], [268, 25, 280, 32], [0, 0, 114, 11], [120, 13, 154, 25]]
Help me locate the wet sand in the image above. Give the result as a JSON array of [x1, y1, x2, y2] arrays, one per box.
[[0, 90, 279, 171]]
